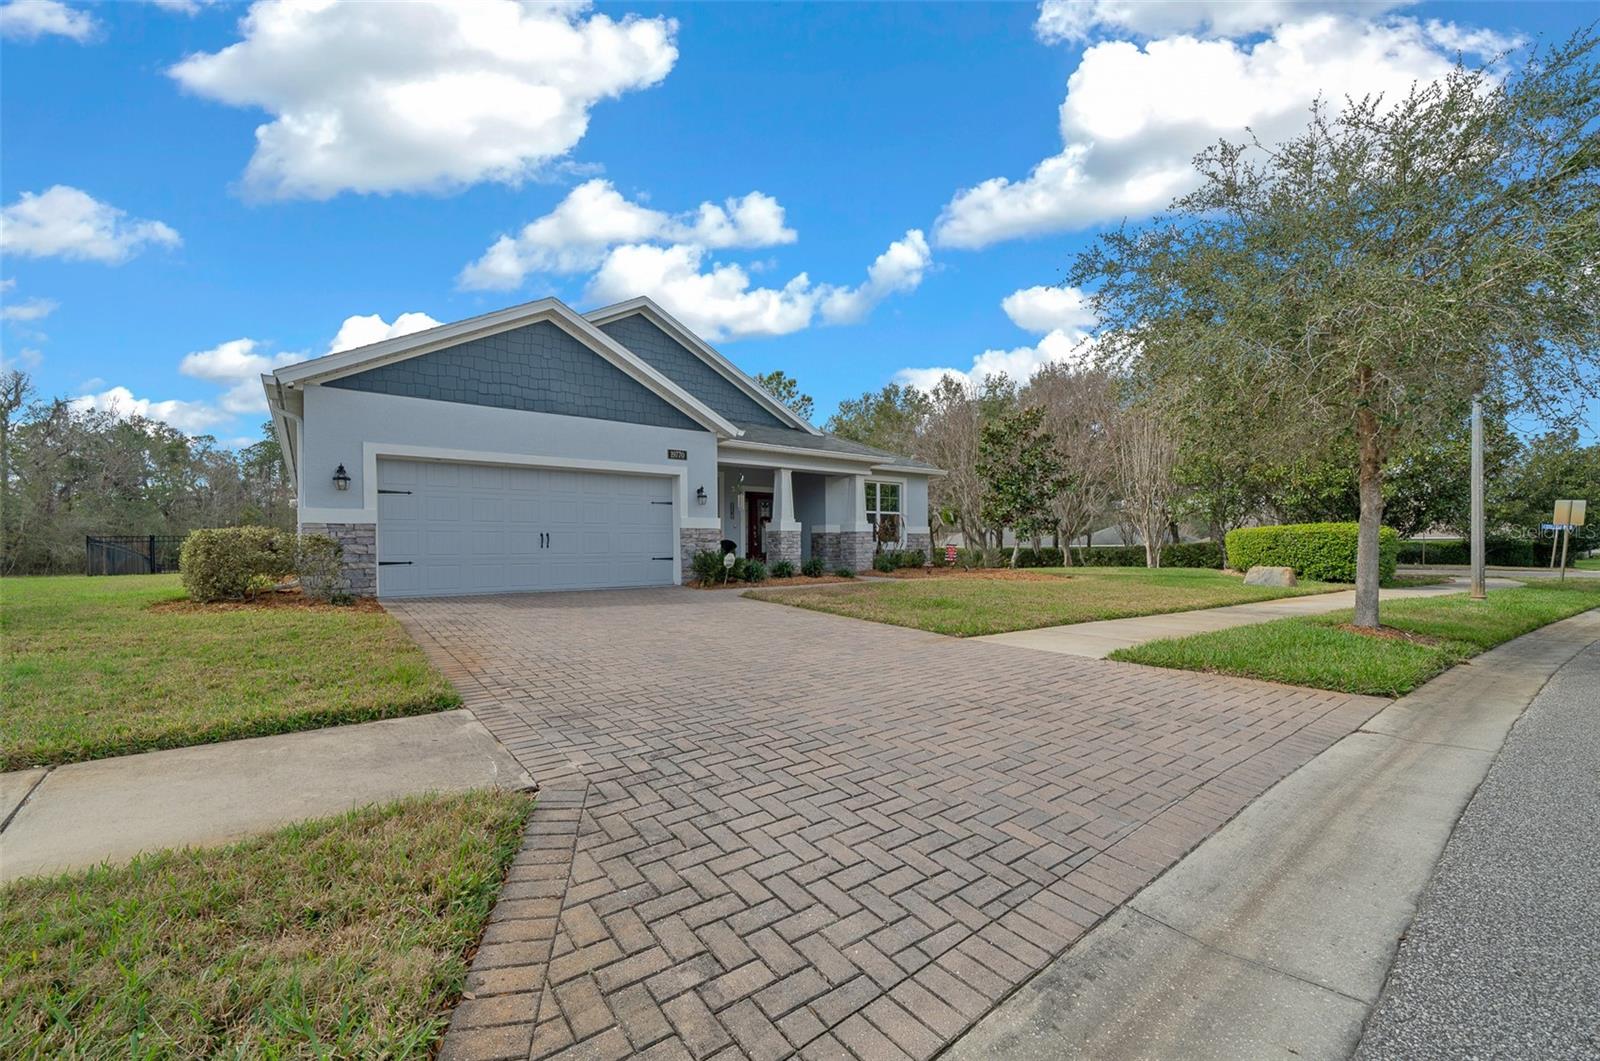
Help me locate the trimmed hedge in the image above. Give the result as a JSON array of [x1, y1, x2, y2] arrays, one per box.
[[180, 527, 297, 602], [949, 542, 1223, 569], [180, 527, 348, 602], [1225, 522, 1398, 583], [1398, 537, 1575, 567]]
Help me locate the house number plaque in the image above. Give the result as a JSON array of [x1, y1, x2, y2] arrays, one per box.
[[667, 449, 688, 460]]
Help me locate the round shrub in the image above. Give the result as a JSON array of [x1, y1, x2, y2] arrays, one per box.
[[691, 549, 729, 585], [1225, 522, 1398, 583], [873, 553, 897, 573], [180, 526, 295, 602], [801, 556, 825, 578], [741, 559, 768, 583], [770, 560, 796, 578], [295, 534, 346, 602], [834, 567, 856, 578]]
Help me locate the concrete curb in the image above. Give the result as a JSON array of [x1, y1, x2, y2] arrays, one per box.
[[941, 608, 1600, 1060]]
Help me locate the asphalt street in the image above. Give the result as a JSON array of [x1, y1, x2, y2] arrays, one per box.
[[1356, 639, 1600, 1060]]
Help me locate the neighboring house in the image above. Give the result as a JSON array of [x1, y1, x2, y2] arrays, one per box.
[[263, 296, 940, 598]]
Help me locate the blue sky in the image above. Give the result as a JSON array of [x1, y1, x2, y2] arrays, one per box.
[[0, 0, 1591, 447]]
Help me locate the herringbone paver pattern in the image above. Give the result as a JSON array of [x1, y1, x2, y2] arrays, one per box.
[[392, 588, 1386, 1061]]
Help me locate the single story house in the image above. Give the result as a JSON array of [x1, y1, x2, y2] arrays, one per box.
[[263, 296, 940, 598]]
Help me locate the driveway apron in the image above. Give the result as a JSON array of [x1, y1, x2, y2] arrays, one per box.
[[390, 588, 1386, 1061]]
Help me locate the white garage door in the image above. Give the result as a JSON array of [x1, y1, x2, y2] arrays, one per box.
[[376, 458, 677, 598]]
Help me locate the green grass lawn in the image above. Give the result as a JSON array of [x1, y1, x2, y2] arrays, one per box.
[[1111, 580, 1600, 696], [0, 789, 530, 1058], [1, 574, 459, 770], [745, 566, 1338, 637], [1576, 556, 1600, 571]]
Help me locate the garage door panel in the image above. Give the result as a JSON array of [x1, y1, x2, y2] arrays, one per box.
[[470, 529, 505, 556], [378, 457, 677, 597], [384, 528, 421, 558]]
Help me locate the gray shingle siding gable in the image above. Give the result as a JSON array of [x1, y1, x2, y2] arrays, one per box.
[[324, 319, 701, 431], [598, 314, 786, 428]]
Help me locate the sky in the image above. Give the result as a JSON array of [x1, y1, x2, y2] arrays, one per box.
[[0, 0, 1593, 448]]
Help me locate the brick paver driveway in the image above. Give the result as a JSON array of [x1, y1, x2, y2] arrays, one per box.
[[391, 588, 1385, 1061]]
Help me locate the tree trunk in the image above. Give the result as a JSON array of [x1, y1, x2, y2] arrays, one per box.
[[1010, 539, 1021, 568], [1353, 404, 1386, 629], [1211, 519, 1229, 569], [1059, 523, 1074, 566], [1143, 523, 1160, 568]]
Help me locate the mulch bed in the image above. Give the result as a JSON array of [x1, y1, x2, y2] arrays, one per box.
[[151, 589, 384, 614], [695, 574, 859, 590], [878, 567, 1073, 582], [1334, 623, 1445, 646]]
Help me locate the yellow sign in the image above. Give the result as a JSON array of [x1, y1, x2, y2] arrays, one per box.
[[1553, 499, 1587, 527]]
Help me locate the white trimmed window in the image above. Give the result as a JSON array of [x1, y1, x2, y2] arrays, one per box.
[[866, 480, 902, 547]]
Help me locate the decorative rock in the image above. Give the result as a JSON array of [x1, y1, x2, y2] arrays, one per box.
[[1244, 565, 1298, 587]]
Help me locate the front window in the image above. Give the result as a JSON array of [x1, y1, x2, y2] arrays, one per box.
[[866, 480, 902, 549]]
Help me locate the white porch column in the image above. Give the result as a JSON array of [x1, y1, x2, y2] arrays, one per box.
[[768, 467, 803, 566], [773, 468, 802, 532], [848, 473, 872, 533]]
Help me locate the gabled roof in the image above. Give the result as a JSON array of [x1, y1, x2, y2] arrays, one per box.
[[266, 297, 740, 437], [585, 296, 821, 436]]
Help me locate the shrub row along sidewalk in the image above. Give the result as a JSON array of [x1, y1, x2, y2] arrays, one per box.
[[1, 790, 530, 1058], [0, 575, 458, 769], [1112, 581, 1600, 696]]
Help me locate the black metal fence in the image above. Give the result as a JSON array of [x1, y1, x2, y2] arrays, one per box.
[[85, 535, 187, 576]]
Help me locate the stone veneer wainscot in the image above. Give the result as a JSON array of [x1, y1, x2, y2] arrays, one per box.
[[301, 522, 377, 597]]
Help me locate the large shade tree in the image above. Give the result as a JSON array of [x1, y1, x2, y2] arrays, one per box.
[[1072, 35, 1600, 626]]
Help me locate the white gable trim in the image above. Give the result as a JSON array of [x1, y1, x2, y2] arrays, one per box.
[[584, 297, 822, 436], [268, 298, 740, 438]]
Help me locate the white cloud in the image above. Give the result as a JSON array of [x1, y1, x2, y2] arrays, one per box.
[[895, 284, 1094, 390], [70, 386, 231, 433], [169, 0, 678, 200], [587, 244, 819, 341], [1, 296, 57, 323], [1034, 0, 1413, 43], [145, 0, 218, 14], [2, 346, 44, 370], [585, 229, 931, 342], [459, 180, 795, 290], [1, 186, 181, 263], [819, 230, 932, 324], [937, 14, 1485, 249], [327, 311, 442, 353], [179, 336, 307, 414], [0, 0, 97, 42], [1001, 284, 1095, 333], [86, 311, 439, 435], [896, 330, 1093, 392]]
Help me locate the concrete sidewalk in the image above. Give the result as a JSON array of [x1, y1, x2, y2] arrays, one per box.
[[974, 578, 1518, 658], [944, 607, 1599, 1060], [0, 709, 535, 883]]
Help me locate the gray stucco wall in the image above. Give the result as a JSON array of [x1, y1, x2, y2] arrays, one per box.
[[298, 385, 719, 519], [793, 473, 826, 562], [598, 314, 785, 428], [325, 319, 700, 431]]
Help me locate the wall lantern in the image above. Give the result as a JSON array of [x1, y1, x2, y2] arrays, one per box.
[[696, 486, 708, 506], [332, 463, 351, 491]]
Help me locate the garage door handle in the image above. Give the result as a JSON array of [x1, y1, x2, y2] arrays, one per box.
[[652, 556, 672, 561], [378, 489, 412, 495], [378, 561, 412, 566], [651, 500, 672, 505]]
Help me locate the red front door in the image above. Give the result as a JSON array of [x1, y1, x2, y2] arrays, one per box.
[[745, 492, 773, 561]]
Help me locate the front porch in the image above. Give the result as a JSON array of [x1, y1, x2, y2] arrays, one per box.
[[712, 460, 931, 570]]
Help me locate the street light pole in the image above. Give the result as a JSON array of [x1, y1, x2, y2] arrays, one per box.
[[1470, 395, 1486, 600]]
